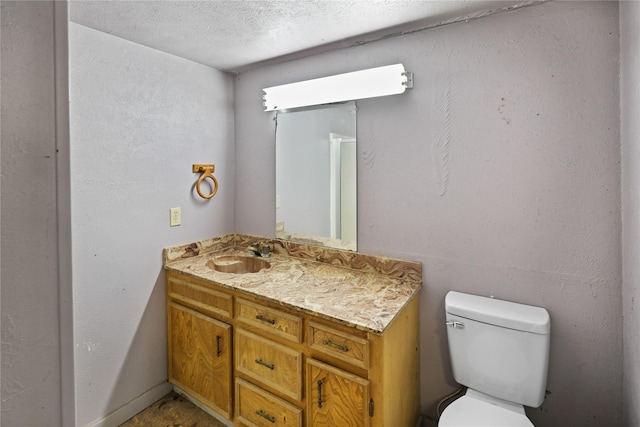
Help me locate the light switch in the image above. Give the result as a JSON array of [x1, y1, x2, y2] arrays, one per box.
[[170, 207, 181, 227]]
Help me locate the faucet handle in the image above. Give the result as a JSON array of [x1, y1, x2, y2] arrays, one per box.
[[261, 244, 271, 257], [248, 242, 271, 257]]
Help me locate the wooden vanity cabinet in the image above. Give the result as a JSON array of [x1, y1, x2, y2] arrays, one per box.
[[167, 273, 234, 419], [166, 270, 420, 427], [304, 300, 420, 427]]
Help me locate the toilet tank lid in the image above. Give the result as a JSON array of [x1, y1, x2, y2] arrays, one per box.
[[446, 291, 550, 335]]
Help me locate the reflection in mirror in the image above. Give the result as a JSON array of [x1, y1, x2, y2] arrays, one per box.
[[276, 102, 357, 251]]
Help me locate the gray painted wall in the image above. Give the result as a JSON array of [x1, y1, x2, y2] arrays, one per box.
[[621, 2, 640, 426], [69, 23, 235, 426], [1, 2, 66, 426], [235, 2, 622, 426]]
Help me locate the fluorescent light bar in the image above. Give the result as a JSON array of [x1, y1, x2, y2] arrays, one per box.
[[263, 63, 412, 111]]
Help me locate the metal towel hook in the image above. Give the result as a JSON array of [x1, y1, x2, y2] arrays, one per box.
[[192, 164, 219, 199]]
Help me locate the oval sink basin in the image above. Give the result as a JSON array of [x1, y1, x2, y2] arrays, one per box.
[[206, 256, 271, 274]]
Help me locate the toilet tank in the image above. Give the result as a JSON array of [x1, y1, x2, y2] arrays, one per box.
[[445, 291, 550, 408]]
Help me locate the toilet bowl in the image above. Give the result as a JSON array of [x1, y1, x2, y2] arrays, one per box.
[[439, 389, 534, 427]]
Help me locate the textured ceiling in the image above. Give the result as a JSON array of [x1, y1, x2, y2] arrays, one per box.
[[69, 0, 533, 72]]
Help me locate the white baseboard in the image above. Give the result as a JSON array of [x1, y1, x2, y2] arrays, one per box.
[[85, 381, 173, 427]]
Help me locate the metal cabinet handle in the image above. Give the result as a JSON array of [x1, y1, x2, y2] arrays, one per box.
[[256, 409, 276, 423], [216, 335, 222, 357], [255, 359, 275, 370], [322, 339, 349, 352], [317, 379, 324, 408], [256, 314, 276, 325]]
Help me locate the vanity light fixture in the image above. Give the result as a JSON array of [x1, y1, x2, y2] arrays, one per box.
[[263, 63, 413, 111]]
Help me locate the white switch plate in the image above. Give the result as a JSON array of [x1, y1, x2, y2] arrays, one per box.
[[170, 207, 181, 227]]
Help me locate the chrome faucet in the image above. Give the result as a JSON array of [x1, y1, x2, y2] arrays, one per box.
[[248, 242, 271, 258]]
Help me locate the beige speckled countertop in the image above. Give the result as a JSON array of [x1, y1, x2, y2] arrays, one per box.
[[164, 234, 422, 334]]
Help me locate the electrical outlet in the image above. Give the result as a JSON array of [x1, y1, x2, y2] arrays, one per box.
[[170, 207, 181, 227]]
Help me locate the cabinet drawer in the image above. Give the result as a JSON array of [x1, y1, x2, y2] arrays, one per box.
[[168, 276, 232, 318], [236, 329, 302, 401], [235, 378, 302, 427], [308, 322, 369, 369], [236, 298, 302, 343]]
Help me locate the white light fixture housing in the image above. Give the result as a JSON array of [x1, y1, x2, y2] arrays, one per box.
[[263, 63, 413, 111]]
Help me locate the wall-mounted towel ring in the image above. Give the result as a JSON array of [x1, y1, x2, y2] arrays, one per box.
[[192, 164, 219, 199]]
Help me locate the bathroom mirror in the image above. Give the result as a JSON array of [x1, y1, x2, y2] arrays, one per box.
[[276, 102, 357, 251]]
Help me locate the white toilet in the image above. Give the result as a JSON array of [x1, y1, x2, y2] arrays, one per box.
[[439, 291, 551, 427]]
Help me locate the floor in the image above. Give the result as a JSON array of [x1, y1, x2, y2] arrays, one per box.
[[119, 391, 227, 427]]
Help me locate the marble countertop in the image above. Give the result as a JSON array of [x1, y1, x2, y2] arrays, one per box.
[[164, 234, 422, 334]]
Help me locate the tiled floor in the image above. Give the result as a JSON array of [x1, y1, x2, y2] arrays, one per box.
[[119, 391, 226, 427]]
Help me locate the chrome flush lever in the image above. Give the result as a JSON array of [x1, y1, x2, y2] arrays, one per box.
[[446, 321, 465, 329]]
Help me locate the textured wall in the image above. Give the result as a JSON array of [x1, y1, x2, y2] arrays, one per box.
[[0, 2, 63, 426], [621, 2, 640, 426], [69, 23, 235, 426], [235, 2, 622, 426]]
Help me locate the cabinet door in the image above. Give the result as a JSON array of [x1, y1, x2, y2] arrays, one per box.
[[168, 302, 232, 418], [307, 358, 370, 427]]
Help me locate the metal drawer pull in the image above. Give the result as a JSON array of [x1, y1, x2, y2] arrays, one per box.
[[256, 409, 276, 423], [317, 380, 324, 408], [216, 335, 222, 357], [256, 314, 276, 325], [255, 359, 275, 370], [323, 339, 349, 352]]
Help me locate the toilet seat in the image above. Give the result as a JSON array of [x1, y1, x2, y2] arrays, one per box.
[[439, 390, 534, 427]]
